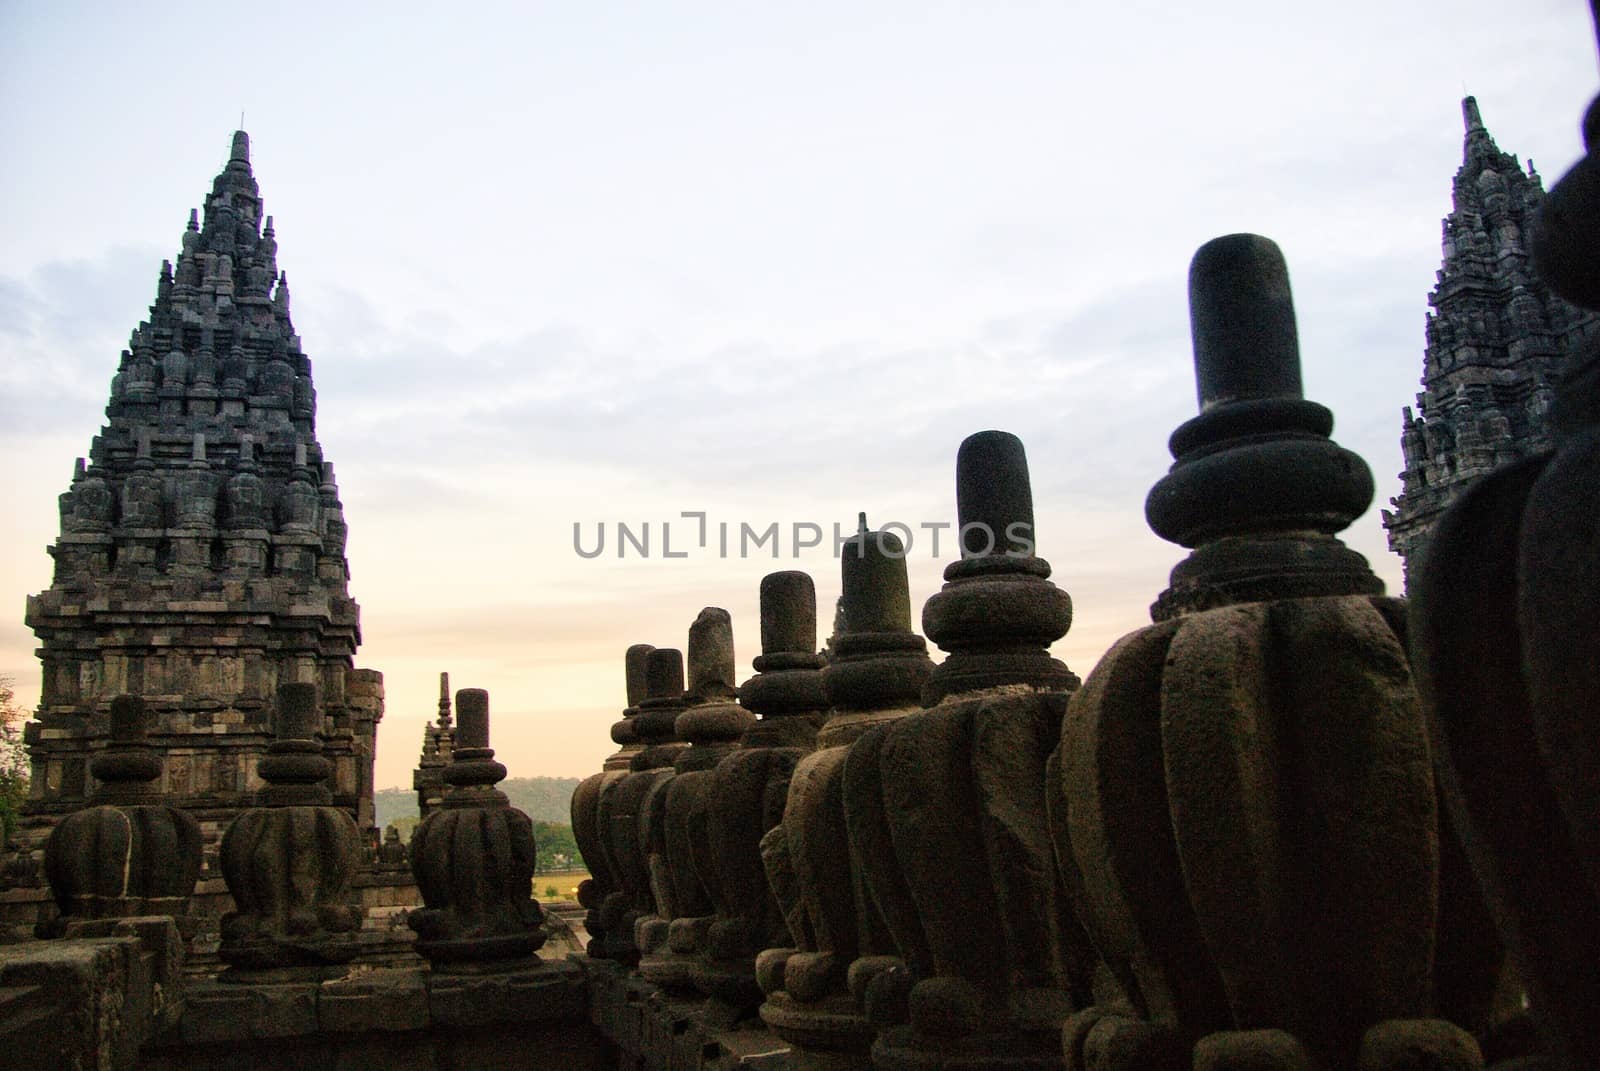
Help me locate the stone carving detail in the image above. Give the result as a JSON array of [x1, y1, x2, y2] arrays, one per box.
[[41, 695, 202, 934], [219, 681, 361, 973], [1051, 236, 1480, 1070], [408, 688, 545, 966], [758, 518, 933, 1070], [690, 572, 826, 1013], [1411, 67, 1600, 1070], [572, 644, 653, 959], [846, 431, 1087, 1070]]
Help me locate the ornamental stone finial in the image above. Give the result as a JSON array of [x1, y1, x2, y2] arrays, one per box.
[[218, 682, 362, 974], [1050, 235, 1473, 1071], [1145, 234, 1380, 619], [41, 696, 203, 934], [409, 688, 545, 966]]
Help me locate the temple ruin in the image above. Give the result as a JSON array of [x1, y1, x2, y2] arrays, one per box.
[[4, 65, 1600, 1071], [18, 132, 384, 866]]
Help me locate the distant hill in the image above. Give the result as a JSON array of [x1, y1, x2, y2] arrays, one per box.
[[374, 776, 583, 828]]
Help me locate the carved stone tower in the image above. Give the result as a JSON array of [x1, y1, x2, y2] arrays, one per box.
[[21, 130, 383, 858], [1383, 97, 1599, 577]]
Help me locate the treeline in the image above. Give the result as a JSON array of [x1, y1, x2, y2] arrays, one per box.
[[374, 776, 582, 827], [373, 777, 586, 873]]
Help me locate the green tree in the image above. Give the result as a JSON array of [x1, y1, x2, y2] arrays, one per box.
[[0, 676, 29, 842]]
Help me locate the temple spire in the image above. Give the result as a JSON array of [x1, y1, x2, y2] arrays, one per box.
[[22, 129, 381, 859]]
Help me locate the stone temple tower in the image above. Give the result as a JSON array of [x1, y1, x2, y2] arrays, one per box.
[[21, 131, 384, 862], [1383, 97, 1598, 579]]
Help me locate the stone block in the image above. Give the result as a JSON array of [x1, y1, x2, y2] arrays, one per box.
[[0, 933, 151, 1071], [318, 967, 429, 1034], [182, 979, 319, 1042], [427, 957, 585, 1029]]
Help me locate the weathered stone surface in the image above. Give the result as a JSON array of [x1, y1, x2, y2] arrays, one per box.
[[184, 979, 320, 1041], [1053, 235, 1441, 1070], [219, 682, 362, 974], [408, 688, 544, 966], [1413, 67, 1600, 1071], [1, 931, 168, 1069], [42, 696, 202, 934], [427, 956, 586, 1027], [22, 130, 382, 867]]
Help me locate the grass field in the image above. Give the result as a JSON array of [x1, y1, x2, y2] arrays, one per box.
[[535, 869, 590, 901]]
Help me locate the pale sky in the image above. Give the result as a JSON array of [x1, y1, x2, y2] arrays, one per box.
[[2, 2, 1596, 792]]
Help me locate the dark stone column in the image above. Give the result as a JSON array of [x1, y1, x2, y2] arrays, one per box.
[[218, 682, 362, 977], [41, 695, 203, 935], [758, 519, 933, 1071], [408, 688, 545, 967], [1052, 236, 1482, 1070], [845, 431, 1089, 1071]]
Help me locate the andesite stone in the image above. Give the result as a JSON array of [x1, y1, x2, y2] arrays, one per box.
[[22, 130, 382, 870], [759, 519, 933, 1071], [41, 695, 203, 936], [1051, 234, 1474, 1070], [847, 431, 1087, 1071], [690, 572, 827, 1015], [218, 682, 362, 976], [408, 688, 545, 967]]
